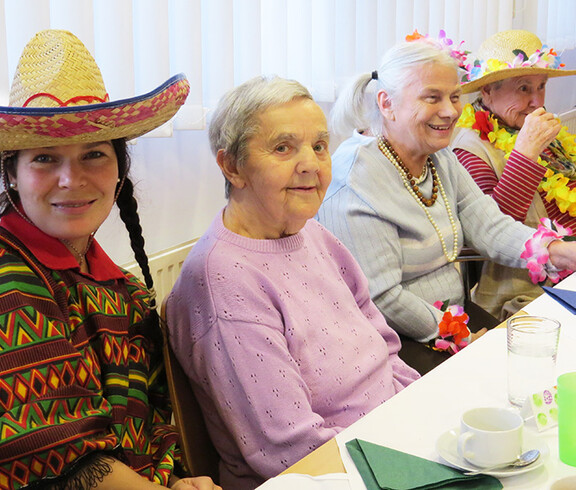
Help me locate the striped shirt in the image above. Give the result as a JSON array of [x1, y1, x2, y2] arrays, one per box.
[[455, 148, 576, 229]]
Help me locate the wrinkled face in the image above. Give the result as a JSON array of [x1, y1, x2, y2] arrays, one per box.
[[12, 142, 119, 250], [481, 74, 548, 129], [233, 97, 331, 238], [383, 62, 463, 161]]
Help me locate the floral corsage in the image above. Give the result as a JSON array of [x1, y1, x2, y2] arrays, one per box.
[[429, 300, 471, 355], [521, 218, 575, 285]]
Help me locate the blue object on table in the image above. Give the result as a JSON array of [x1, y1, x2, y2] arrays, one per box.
[[543, 287, 576, 314]]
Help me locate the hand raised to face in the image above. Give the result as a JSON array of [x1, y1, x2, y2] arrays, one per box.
[[514, 107, 562, 162]]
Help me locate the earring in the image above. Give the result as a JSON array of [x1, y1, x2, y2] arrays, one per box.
[[9, 182, 17, 190]]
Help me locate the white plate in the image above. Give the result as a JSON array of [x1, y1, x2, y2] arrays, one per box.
[[436, 427, 549, 477]]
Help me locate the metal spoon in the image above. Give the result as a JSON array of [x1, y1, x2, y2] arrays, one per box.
[[464, 449, 540, 475]]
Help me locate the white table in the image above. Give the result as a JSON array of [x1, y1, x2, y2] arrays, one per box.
[[334, 274, 576, 489], [265, 274, 576, 489]]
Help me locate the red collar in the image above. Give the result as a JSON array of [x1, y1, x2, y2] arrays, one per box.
[[0, 209, 125, 281]]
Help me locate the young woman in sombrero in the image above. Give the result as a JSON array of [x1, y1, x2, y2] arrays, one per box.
[[0, 30, 219, 490], [452, 29, 576, 320]]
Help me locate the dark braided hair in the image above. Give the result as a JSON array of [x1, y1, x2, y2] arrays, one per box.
[[112, 139, 163, 348], [0, 151, 18, 216]]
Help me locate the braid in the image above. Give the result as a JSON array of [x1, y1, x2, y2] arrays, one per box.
[[112, 140, 163, 349], [0, 151, 19, 216], [116, 178, 154, 291], [116, 175, 163, 349]]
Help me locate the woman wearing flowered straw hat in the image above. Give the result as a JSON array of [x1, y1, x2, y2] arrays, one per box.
[[453, 29, 576, 320], [0, 30, 219, 490], [317, 30, 576, 374]]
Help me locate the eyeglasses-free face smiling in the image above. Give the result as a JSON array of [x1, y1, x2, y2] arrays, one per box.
[[226, 97, 331, 239], [383, 62, 462, 167], [12, 142, 119, 252]]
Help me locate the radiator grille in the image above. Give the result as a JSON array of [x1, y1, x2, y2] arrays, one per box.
[[122, 240, 195, 305], [560, 108, 576, 135]]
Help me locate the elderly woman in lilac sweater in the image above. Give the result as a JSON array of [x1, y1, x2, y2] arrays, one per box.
[[166, 76, 419, 490]]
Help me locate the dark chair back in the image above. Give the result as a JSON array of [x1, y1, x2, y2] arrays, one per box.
[[160, 299, 220, 482]]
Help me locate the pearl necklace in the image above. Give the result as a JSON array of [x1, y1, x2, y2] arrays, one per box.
[[377, 136, 459, 262], [413, 162, 429, 185], [379, 138, 438, 206]]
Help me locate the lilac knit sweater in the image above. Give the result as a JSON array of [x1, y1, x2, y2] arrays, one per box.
[[166, 213, 419, 489]]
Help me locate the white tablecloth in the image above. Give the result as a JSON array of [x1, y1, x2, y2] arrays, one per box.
[[334, 272, 576, 489], [335, 329, 576, 488], [261, 274, 576, 489]]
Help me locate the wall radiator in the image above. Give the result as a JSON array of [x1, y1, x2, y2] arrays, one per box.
[[560, 108, 576, 134], [122, 240, 196, 305]]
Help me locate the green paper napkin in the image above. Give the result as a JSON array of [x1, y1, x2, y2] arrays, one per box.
[[346, 439, 503, 489]]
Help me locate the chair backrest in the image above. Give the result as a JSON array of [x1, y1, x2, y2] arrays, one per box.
[[455, 246, 486, 303], [160, 299, 220, 483]]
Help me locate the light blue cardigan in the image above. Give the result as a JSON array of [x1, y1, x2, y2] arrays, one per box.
[[317, 131, 533, 341]]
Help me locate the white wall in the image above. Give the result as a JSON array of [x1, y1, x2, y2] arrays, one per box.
[[96, 128, 227, 266], [545, 49, 576, 114]]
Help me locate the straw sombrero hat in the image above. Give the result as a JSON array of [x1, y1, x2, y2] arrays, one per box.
[[461, 29, 576, 94], [0, 29, 190, 151]]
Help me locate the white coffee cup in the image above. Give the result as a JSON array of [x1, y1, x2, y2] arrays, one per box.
[[457, 407, 523, 468]]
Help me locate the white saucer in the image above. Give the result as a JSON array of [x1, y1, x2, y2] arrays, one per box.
[[436, 427, 549, 477]]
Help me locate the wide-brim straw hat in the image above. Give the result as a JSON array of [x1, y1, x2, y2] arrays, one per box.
[[0, 29, 190, 151], [461, 29, 576, 94]]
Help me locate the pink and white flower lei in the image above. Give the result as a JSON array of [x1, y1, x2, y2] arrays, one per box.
[[521, 217, 574, 285]]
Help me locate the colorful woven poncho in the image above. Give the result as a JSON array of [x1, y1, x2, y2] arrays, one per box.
[[0, 210, 179, 489]]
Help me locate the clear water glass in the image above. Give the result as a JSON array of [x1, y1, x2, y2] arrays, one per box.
[[507, 315, 560, 407]]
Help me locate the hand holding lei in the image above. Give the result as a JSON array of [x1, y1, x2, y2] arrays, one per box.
[[521, 217, 575, 285], [429, 300, 471, 355]]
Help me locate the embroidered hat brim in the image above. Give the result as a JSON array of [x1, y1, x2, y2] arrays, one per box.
[[0, 29, 190, 151], [0, 74, 190, 151]]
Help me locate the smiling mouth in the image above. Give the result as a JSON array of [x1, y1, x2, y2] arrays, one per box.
[[52, 200, 96, 209], [429, 123, 453, 131]]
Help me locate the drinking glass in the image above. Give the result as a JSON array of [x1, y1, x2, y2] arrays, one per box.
[[507, 315, 560, 407]]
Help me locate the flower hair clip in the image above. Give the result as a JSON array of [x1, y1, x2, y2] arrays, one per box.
[[406, 29, 469, 69], [428, 300, 471, 355]]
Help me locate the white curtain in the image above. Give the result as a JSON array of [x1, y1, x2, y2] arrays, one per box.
[[1, 0, 575, 130]]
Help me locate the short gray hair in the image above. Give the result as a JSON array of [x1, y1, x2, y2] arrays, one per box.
[[208, 75, 313, 198], [331, 40, 460, 138]]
